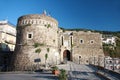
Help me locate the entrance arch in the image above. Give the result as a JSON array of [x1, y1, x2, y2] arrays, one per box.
[[63, 50, 71, 61]]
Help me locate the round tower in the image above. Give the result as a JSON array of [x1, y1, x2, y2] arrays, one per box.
[[13, 13, 59, 70]]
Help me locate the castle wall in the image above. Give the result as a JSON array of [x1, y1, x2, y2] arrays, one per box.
[[12, 13, 104, 71], [59, 30, 104, 64]]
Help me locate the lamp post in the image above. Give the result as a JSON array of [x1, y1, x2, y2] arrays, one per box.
[[55, 52, 59, 65]]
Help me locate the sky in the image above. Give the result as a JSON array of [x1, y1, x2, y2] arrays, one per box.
[[0, 0, 120, 31]]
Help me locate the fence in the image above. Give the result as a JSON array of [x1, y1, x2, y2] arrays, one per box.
[[89, 57, 120, 73]]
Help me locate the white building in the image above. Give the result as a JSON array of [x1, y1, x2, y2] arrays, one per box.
[[102, 35, 116, 45], [0, 20, 16, 51]]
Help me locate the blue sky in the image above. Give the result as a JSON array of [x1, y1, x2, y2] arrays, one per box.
[[0, 0, 120, 31]]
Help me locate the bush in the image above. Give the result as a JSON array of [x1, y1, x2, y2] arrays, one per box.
[[58, 69, 67, 80]]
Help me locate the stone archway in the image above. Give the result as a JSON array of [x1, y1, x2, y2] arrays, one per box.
[[63, 50, 71, 62]]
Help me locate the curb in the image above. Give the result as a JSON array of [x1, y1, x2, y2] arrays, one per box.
[[0, 71, 35, 74], [96, 72, 110, 80]]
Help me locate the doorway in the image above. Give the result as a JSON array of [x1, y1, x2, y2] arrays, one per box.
[[63, 50, 71, 61]]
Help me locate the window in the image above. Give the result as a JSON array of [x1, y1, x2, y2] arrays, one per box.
[[90, 40, 94, 44], [70, 36, 73, 46], [36, 21, 39, 24], [27, 32, 33, 39], [39, 20, 41, 24], [43, 21, 44, 24], [28, 34, 32, 38], [80, 39, 84, 44], [61, 36, 64, 46], [25, 20, 28, 24]]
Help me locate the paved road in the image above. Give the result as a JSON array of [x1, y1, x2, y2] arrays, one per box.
[[0, 72, 57, 80], [0, 61, 119, 80], [57, 61, 106, 80]]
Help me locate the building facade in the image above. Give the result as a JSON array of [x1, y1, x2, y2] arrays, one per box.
[[0, 20, 16, 51], [102, 35, 116, 46], [0, 20, 16, 71], [12, 12, 104, 71], [58, 30, 104, 64]]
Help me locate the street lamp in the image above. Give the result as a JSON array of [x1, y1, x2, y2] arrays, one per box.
[[55, 52, 59, 65]]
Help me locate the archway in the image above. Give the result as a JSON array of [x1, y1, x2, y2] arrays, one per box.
[[63, 50, 71, 61]]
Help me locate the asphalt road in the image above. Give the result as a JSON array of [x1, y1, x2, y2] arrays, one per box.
[[0, 72, 57, 80]]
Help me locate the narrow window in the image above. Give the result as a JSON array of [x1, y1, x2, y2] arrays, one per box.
[[80, 39, 84, 44], [27, 32, 33, 39], [28, 34, 32, 38], [31, 21, 34, 24], [25, 20, 28, 24], [61, 36, 64, 45], [70, 36, 73, 46], [39, 20, 41, 24]]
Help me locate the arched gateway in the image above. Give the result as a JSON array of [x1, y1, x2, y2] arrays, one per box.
[[63, 50, 72, 62]]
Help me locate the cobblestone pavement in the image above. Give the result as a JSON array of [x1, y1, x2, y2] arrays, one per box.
[[0, 72, 58, 80], [57, 61, 106, 80]]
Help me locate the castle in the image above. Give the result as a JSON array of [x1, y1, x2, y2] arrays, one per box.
[[12, 12, 104, 71]]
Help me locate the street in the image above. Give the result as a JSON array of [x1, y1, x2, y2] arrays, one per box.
[[0, 61, 119, 80], [57, 61, 106, 80]]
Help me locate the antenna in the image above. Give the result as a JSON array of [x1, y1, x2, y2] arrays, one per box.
[[43, 10, 47, 15]]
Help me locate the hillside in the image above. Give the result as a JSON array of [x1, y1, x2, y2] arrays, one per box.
[[101, 31, 120, 58]]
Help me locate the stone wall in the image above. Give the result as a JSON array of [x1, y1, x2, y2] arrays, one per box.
[[13, 14, 59, 70], [59, 30, 104, 64], [12, 13, 104, 71]]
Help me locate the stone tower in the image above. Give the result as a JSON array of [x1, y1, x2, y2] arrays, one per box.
[[13, 12, 59, 70]]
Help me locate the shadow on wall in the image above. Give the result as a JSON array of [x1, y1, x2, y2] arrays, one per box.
[[0, 43, 13, 72], [0, 43, 10, 52]]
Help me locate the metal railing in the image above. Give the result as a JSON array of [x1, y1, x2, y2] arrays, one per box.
[[89, 57, 120, 73]]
